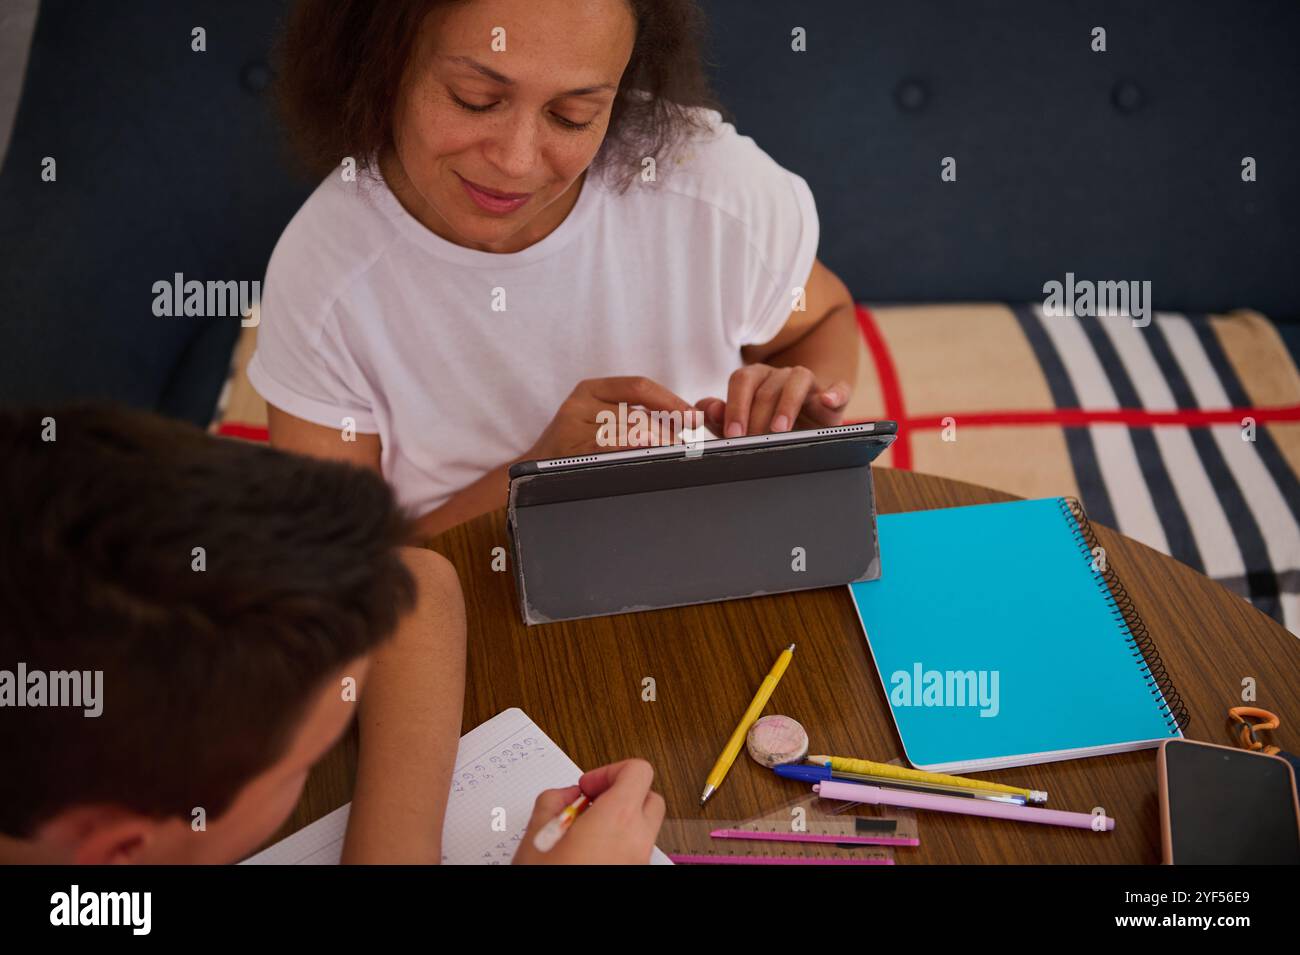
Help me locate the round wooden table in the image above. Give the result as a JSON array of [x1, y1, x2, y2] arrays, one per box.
[[285, 467, 1300, 863]]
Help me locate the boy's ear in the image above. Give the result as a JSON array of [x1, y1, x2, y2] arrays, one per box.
[[37, 806, 161, 865]]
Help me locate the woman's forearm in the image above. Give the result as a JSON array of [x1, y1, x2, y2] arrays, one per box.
[[760, 301, 859, 393], [410, 463, 512, 542]]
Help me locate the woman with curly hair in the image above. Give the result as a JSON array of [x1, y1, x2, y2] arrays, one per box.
[[253, 0, 858, 538]]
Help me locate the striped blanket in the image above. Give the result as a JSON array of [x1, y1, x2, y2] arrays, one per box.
[[850, 304, 1300, 635], [214, 304, 1300, 635]]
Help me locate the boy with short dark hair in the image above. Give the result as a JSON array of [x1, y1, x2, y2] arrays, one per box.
[[0, 404, 662, 864]]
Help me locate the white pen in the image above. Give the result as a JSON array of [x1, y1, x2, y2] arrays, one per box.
[[532, 792, 590, 852]]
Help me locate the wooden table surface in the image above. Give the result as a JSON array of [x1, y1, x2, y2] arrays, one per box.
[[283, 467, 1300, 863]]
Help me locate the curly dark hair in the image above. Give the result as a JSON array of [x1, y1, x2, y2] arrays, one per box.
[[276, 0, 729, 192]]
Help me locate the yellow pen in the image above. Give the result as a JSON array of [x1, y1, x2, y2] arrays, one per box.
[[700, 643, 796, 806], [807, 754, 1048, 804]]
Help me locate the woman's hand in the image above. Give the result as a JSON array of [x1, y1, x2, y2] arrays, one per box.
[[695, 364, 852, 438], [412, 376, 696, 539], [524, 376, 698, 460], [512, 759, 666, 865]]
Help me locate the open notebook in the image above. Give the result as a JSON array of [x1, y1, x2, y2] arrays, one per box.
[[848, 497, 1187, 773], [243, 707, 672, 865]]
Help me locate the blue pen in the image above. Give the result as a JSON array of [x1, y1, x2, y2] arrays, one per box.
[[774, 764, 834, 783], [773, 763, 1027, 804]]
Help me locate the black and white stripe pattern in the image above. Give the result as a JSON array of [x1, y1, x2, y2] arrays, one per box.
[[1013, 304, 1300, 635]]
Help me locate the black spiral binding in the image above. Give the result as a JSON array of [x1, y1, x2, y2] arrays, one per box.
[[1058, 496, 1191, 733]]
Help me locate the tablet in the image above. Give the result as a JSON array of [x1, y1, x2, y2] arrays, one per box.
[[508, 421, 894, 478], [506, 422, 897, 624]]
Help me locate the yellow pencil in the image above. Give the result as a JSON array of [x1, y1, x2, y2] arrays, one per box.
[[700, 643, 796, 806], [807, 755, 1048, 804]]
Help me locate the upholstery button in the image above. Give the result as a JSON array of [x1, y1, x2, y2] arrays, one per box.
[[895, 78, 929, 113], [241, 60, 272, 94], [1111, 79, 1144, 113]]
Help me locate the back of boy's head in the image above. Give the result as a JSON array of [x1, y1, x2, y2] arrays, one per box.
[[0, 403, 415, 838]]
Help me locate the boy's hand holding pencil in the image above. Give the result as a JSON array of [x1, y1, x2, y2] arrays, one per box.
[[512, 759, 665, 865]]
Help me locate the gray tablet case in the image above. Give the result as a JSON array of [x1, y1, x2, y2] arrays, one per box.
[[507, 429, 894, 624]]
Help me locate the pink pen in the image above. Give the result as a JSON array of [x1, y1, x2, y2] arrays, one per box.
[[814, 780, 1115, 831]]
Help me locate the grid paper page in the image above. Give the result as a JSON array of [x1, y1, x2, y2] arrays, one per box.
[[242, 708, 671, 865]]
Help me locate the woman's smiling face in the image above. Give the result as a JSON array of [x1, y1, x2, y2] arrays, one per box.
[[386, 0, 637, 253]]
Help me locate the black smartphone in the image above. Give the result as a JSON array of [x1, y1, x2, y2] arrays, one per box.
[[1158, 738, 1300, 864]]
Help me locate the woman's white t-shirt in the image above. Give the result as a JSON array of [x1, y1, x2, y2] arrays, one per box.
[[248, 109, 820, 517]]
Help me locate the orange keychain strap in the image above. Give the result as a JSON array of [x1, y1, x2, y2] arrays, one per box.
[[1228, 706, 1281, 755]]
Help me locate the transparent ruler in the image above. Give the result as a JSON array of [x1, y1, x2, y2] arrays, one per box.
[[664, 794, 919, 865]]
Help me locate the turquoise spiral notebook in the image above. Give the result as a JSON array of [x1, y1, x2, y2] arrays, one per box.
[[848, 497, 1188, 772]]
